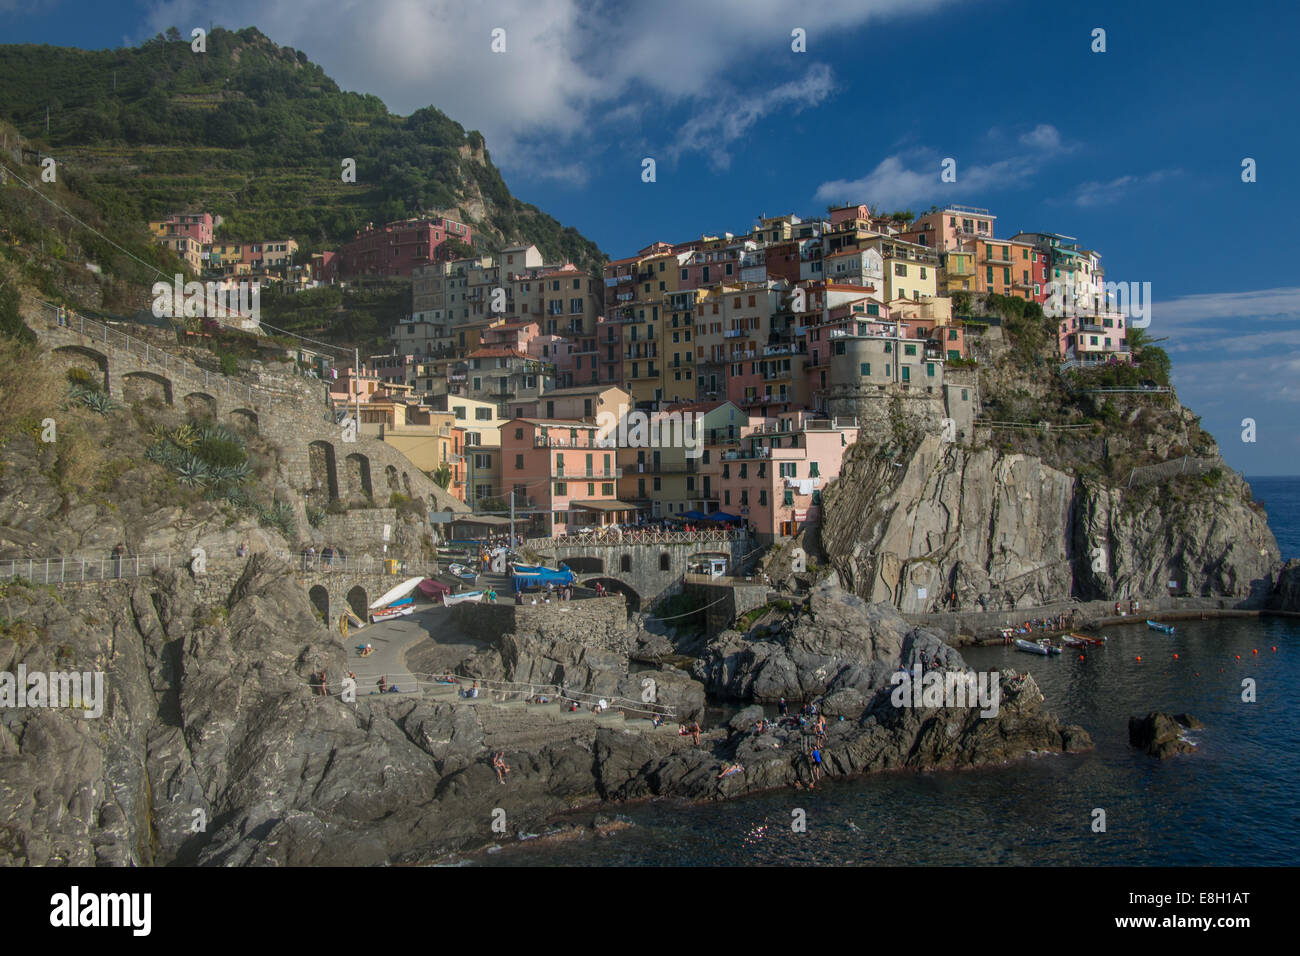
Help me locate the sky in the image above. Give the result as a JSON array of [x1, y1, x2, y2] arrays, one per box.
[[3, 0, 1299, 475]]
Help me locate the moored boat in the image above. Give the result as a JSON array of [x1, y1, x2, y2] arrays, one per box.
[[447, 563, 478, 582], [370, 603, 415, 623], [1069, 632, 1107, 645], [442, 590, 485, 607], [1015, 638, 1050, 656], [1147, 620, 1175, 634]]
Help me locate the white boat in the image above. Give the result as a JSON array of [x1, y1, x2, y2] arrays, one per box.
[[369, 576, 425, 610], [370, 604, 415, 623], [447, 563, 478, 581], [1015, 638, 1061, 656], [442, 590, 485, 607]]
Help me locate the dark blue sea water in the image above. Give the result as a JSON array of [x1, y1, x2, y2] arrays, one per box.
[[479, 478, 1300, 866]]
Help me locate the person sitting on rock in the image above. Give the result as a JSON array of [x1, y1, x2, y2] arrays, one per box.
[[376, 676, 387, 693], [492, 751, 510, 785]]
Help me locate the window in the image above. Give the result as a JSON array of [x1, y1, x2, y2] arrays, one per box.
[[620, 555, 632, 573], [759, 489, 768, 506], [602, 483, 614, 495], [783, 490, 794, 506], [927, 363, 935, 377], [860, 362, 871, 376], [514, 454, 524, 469], [780, 462, 797, 477], [554, 482, 567, 495], [949, 329, 958, 341], [659, 553, 670, 571], [904, 344, 917, 356], [809, 461, 820, 477], [894, 264, 907, 276], [902, 366, 910, 382]]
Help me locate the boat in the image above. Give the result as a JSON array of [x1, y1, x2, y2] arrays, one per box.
[[1063, 636, 1087, 648], [1147, 620, 1175, 634], [447, 563, 478, 582], [1015, 638, 1062, 656], [1069, 632, 1107, 646], [512, 564, 576, 590], [369, 576, 425, 611], [442, 590, 485, 607], [417, 577, 452, 599], [370, 604, 415, 623]]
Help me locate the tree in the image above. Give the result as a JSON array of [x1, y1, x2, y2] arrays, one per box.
[[430, 464, 452, 488]]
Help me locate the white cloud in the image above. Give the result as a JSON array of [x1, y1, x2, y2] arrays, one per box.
[[670, 64, 835, 171], [1072, 169, 1178, 207], [142, 0, 963, 181], [813, 123, 1066, 209]]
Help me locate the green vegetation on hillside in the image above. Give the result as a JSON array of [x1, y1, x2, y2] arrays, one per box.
[[0, 27, 605, 272]]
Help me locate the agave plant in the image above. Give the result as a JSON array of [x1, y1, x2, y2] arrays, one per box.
[[70, 386, 116, 414], [199, 423, 242, 447], [171, 424, 199, 451], [145, 442, 170, 464], [175, 454, 211, 487]]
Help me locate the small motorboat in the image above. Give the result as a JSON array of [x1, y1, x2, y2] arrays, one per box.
[[1063, 636, 1087, 648], [447, 563, 478, 582], [1015, 638, 1061, 656], [1069, 632, 1107, 646], [442, 590, 485, 607], [371, 602, 415, 623], [1147, 620, 1175, 634]]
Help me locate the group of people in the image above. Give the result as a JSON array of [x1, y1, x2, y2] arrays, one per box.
[[1115, 599, 1141, 616], [514, 583, 574, 604], [299, 545, 349, 570]]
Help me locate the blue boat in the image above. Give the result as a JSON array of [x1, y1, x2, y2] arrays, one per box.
[[1147, 619, 1175, 634], [512, 565, 576, 591]]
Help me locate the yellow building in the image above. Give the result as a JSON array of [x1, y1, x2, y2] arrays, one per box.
[[859, 236, 938, 302]]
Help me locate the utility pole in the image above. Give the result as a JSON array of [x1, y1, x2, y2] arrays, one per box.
[[353, 346, 360, 432], [509, 488, 516, 546]]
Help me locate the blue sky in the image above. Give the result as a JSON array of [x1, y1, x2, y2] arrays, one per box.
[[4, 0, 1299, 475]]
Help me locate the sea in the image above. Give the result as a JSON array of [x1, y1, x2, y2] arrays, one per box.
[[477, 476, 1300, 866]]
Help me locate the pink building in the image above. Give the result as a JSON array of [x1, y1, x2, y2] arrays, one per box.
[[337, 217, 473, 278], [708, 411, 859, 542], [500, 418, 631, 537]]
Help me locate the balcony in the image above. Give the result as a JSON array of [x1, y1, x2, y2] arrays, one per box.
[[552, 468, 622, 480]]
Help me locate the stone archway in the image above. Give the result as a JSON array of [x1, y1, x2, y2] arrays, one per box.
[[385, 464, 400, 493], [582, 577, 640, 613], [308, 585, 330, 623], [227, 408, 259, 433], [344, 452, 373, 502], [50, 344, 109, 393], [308, 440, 339, 504], [122, 371, 174, 406], [346, 585, 368, 620], [184, 392, 218, 420], [563, 555, 604, 574]]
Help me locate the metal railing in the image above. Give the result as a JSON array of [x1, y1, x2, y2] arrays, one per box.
[[527, 528, 749, 548], [0, 549, 407, 585], [39, 301, 276, 405], [1127, 456, 1217, 489]]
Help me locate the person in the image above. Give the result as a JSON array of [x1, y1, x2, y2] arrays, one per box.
[[815, 714, 826, 738], [651, 713, 664, 728], [515, 589, 524, 605], [810, 745, 823, 785], [492, 751, 510, 785], [530, 595, 537, 605], [718, 763, 743, 779], [237, 541, 247, 558], [376, 676, 387, 693], [689, 720, 701, 746], [778, 696, 788, 717], [317, 669, 328, 697], [469, 681, 480, 699], [487, 588, 496, 603]]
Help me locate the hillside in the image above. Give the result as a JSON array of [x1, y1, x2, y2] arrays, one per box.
[[0, 26, 605, 274], [818, 293, 1280, 613]]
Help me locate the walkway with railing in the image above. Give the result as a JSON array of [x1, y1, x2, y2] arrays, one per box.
[[37, 300, 293, 406], [526, 528, 748, 549], [0, 549, 405, 585], [1126, 456, 1218, 488]]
